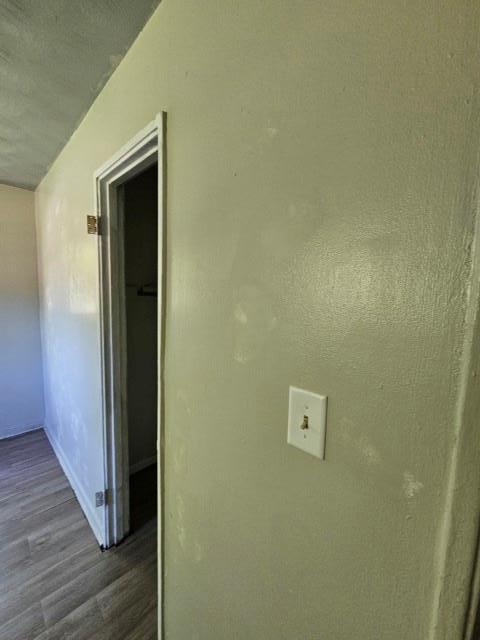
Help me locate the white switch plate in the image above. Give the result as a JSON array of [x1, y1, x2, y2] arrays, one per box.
[[287, 386, 327, 459]]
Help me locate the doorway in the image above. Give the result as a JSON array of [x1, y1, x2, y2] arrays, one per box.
[[124, 164, 158, 532], [95, 115, 165, 554]]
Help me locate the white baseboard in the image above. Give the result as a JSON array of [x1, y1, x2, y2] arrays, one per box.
[[0, 422, 43, 440], [44, 427, 104, 547], [130, 455, 157, 475]]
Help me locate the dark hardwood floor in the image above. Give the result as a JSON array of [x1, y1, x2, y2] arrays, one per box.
[[0, 429, 157, 640]]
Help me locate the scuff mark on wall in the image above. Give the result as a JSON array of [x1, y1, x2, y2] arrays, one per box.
[[193, 540, 204, 564], [233, 284, 278, 364], [109, 53, 123, 69], [176, 494, 187, 552], [338, 417, 382, 470], [403, 471, 424, 499]]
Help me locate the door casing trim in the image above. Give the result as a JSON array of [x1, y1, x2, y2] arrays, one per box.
[[94, 112, 165, 638]]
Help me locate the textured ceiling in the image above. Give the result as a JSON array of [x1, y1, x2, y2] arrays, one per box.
[[0, 0, 160, 190]]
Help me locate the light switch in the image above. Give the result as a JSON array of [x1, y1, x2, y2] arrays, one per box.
[[287, 386, 327, 459]]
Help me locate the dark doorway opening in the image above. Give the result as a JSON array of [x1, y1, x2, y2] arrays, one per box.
[[123, 163, 158, 534]]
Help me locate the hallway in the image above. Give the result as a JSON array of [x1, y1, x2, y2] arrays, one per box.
[[2, 2, 480, 636], [0, 430, 157, 640]]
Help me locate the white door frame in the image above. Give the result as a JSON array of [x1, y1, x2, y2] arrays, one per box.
[[94, 114, 165, 631]]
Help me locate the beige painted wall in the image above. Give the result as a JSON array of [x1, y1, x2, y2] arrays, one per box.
[[0, 184, 44, 438], [35, 1, 480, 638]]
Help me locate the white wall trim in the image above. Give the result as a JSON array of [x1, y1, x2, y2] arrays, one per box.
[[44, 426, 104, 547], [130, 455, 157, 475], [0, 422, 43, 440]]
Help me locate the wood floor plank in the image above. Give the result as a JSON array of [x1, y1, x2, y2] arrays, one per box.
[[0, 535, 31, 571], [123, 606, 158, 640], [0, 484, 74, 523], [41, 522, 157, 627], [0, 430, 157, 639], [0, 496, 80, 544], [34, 596, 107, 640], [0, 540, 101, 624], [0, 602, 46, 640], [96, 555, 157, 637]]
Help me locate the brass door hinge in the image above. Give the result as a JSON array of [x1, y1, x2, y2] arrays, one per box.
[[87, 215, 101, 235]]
